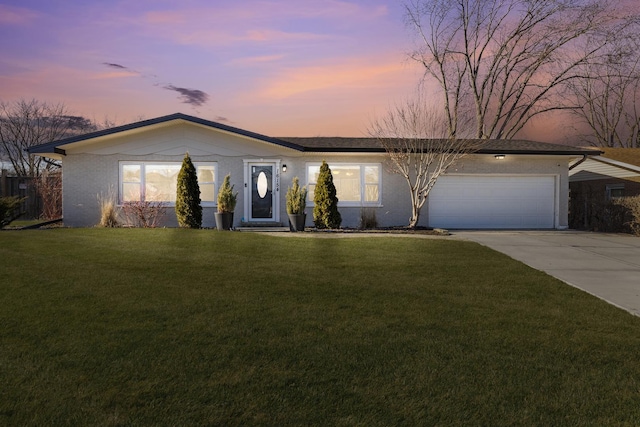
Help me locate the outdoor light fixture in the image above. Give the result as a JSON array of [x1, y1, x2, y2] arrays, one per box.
[[494, 154, 506, 160], [282, 164, 287, 172]]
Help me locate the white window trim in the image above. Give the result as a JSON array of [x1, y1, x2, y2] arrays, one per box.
[[118, 161, 218, 207], [606, 183, 625, 200], [306, 162, 383, 207]]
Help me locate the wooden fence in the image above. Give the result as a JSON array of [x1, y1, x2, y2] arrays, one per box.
[[0, 170, 41, 219]]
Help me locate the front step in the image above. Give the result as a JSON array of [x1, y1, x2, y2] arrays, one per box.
[[236, 221, 289, 232], [235, 227, 291, 232], [239, 221, 283, 227]]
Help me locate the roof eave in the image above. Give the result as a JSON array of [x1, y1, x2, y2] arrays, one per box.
[[591, 155, 640, 174], [27, 113, 306, 155], [302, 147, 597, 155]]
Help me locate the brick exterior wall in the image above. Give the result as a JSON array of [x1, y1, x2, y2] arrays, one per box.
[[569, 178, 640, 231], [62, 151, 570, 229]]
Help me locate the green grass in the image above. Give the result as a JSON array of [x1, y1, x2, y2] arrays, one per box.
[[1, 229, 639, 426]]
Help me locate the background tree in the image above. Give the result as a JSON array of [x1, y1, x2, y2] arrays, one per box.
[[405, 0, 626, 139], [369, 96, 484, 228], [0, 99, 94, 177], [175, 153, 202, 228], [567, 22, 640, 148], [313, 161, 341, 229]]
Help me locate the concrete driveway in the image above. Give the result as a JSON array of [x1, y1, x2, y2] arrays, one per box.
[[453, 231, 640, 316]]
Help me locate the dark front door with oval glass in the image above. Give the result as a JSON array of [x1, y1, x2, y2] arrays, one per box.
[[251, 165, 273, 220]]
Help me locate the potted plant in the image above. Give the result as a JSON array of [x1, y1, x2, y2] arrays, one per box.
[[286, 176, 307, 232], [215, 174, 237, 230]]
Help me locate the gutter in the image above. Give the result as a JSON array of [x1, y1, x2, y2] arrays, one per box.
[[569, 155, 588, 171]]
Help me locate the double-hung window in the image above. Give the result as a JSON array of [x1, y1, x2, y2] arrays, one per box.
[[119, 162, 217, 206], [307, 163, 381, 206]]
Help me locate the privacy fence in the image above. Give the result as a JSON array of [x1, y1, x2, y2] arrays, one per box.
[[1, 169, 61, 220]]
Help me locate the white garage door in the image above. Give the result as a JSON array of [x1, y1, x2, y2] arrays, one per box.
[[428, 175, 556, 229]]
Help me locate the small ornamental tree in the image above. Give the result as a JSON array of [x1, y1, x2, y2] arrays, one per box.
[[217, 174, 237, 213], [286, 177, 307, 215], [313, 160, 341, 229], [175, 153, 202, 228]]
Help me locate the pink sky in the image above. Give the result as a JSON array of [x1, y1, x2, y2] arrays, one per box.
[[0, 0, 426, 137]]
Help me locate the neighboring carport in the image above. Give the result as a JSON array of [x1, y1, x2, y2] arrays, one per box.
[[454, 231, 640, 316]]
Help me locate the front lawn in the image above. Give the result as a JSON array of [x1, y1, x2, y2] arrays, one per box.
[[1, 229, 639, 425]]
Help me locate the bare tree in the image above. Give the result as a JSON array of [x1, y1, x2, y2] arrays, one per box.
[[567, 23, 640, 148], [34, 169, 62, 220], [405, 0, 623, 139], [369, 96, 484, 228], [0, 99, 94, 177]]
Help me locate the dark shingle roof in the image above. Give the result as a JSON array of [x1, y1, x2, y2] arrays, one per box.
[[28, 113, 304, 155], [600, 148, 640, 166], [279, 137, 601, 155], [27, 112, 600, 157]]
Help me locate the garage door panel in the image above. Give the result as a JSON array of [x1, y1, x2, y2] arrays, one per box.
[[428, 176, 556, 229]]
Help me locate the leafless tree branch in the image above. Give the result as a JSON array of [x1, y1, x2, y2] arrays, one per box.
[[369, 96, 484, 228], [0, 99, 94, 177], [405, 0, 624, 139]]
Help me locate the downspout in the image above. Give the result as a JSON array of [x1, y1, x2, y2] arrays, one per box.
[[569, 155, 587, 171]]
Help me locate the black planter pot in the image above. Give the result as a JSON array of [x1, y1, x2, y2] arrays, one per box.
[[215, 212, 234, 231], [288, 213, 306, 232]]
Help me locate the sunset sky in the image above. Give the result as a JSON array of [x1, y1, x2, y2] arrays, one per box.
[[0, 0, 426, 137]]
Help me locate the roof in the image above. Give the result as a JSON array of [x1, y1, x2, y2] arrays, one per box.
[[600, 148, 640, 167], [569, 156, 640, 183], [28, 113, 304, 157], [280, 137, 600, 155], [569, 148, 640, 182], [28, 112, 600, 157]]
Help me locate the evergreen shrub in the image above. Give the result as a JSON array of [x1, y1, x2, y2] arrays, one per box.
[[175, 153, 202, 228], [0, 196, 24, 228], [313, 161, 341, 229], [217, 174, 237, 213], [286, 177, 307, 214]]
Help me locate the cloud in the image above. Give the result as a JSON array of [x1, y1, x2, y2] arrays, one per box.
[[99, 62, 209, 107], [146, 27, 330, 48], [137, 1, 387, 48], [242, 29, 328, 43], [91, 71, 140, 79], [144, 1, 388, 25], [228, 54, 286, 66], [163, 85, 209, 107], [0, 5, 38, 25], [103, 62, 128, 70], [94, 62, 140, 79], [258, 56, 412, 99]]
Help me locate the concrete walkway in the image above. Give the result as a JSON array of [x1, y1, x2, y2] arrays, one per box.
[[453, 231, 640, 316]]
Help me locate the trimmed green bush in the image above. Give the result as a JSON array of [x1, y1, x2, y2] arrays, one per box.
[[175, 153, 202, 228], [286, 177, 307, 214], [616, 195, 640, 236], [313, 161, 341, 229], [0, 196, 24, 228], [217, 174, 237, 213]]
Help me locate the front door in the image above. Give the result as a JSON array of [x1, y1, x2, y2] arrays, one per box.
[[245, 161, 280, 222]]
